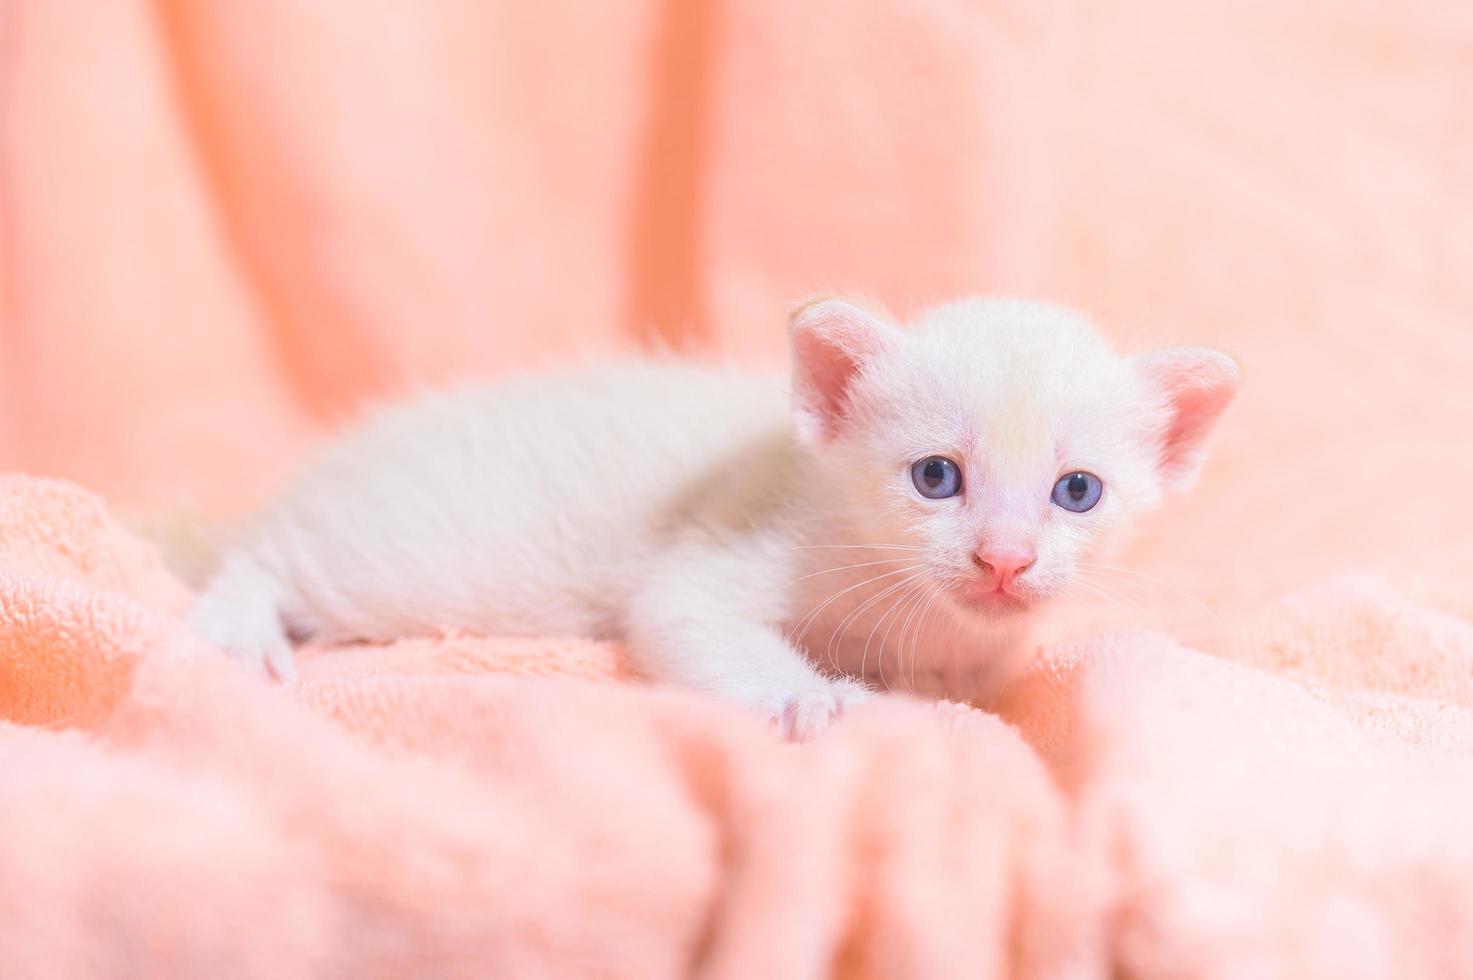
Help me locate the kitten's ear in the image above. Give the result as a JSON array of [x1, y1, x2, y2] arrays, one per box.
[[1135, 347, 1243, 492], [789, 298, 901, 444]]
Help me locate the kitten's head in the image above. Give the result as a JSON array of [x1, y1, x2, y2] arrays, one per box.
[[790, 296, 1241, 619]]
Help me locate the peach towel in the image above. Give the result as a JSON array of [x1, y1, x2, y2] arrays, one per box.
[[5, 0, 1473, 974], [3, 475, 1472, 979]]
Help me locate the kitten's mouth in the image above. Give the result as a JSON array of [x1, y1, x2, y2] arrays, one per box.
[[950, 582, 1033, 614]]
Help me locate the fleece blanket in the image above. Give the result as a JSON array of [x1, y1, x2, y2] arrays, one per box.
[[5, 480, 1473, 979], [4, 0, 1473, 976]]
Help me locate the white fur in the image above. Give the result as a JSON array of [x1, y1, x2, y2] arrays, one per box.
[[191, 297, 1239, 738]]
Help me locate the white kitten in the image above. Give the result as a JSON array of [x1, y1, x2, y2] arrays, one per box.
[[190, 297, 1240, 738]]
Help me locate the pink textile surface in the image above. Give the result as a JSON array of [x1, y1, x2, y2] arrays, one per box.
[[4, 0, 1473, 976], [4, 479, 1473, 978]]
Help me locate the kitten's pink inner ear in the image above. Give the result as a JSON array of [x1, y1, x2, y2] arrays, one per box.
[[789, 299, 898, 444], [1138, 347, 1243, 490]]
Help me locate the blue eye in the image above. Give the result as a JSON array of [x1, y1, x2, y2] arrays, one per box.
[[911, 456, 963, 499], [1052, 472, 1102, 512]]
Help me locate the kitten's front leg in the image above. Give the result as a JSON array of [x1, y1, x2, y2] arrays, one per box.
[[625, 546, 872, 740]]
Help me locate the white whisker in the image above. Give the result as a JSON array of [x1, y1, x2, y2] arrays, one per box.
[[1073, 574, 1151, 620], [875, 578, 930, 694], [788, 544, 927, 552], [826, 570, 930, 667], [1069, 577, 1131, 616], [896, 580, 940, 693], [860, 576, 918, 682], [786, 563, 927, 652], [787, 556, 924, 585], [907, 582, 947, 692], [1075, 561, 1211, 613]]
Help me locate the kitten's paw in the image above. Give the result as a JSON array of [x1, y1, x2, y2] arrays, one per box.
[[761, 679, 873, 742], [186, 603, 298, 684]]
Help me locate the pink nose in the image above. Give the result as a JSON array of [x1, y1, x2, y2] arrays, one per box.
[[972, 549, 1035, 590]]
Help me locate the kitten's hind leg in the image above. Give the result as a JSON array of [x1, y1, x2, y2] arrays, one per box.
[[188, 555, 298, 682]]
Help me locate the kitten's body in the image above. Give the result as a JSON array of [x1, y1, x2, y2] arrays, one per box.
[[193, 298, 1240, 737]]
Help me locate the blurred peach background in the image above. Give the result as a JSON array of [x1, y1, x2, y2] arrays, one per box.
[[3, 0, 1471, 611]]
